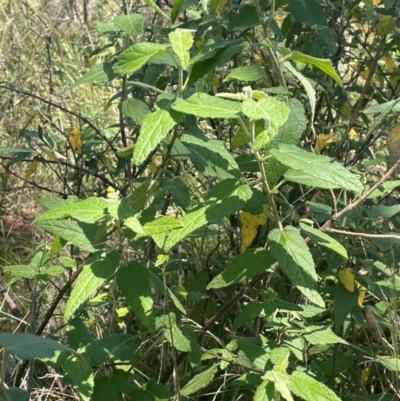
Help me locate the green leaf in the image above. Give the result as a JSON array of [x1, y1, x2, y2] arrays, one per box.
[[282, 50, 342, 87], [113, 43, 170, 75], [64, 353, 93, 401], [124, 216, 144, 234], [253, 127, 277, 151], [302, 325, 347, 345], [169, 29, 194, 69], [96, 21, 117, 34], [93, 378, 117, 401], [6, 388, 29, 401], [133, 109, 176, 165], [181, 132, 243, 179], [270, 144, 364, 194], [268, 99, 307, 150], [164, 324, 191, 352], [269, 226, 324, 307], [171, 0, 184, 23], [188, 39, 248, 87], [149, 269, 186, 314], [366, 204, 400, 219], [367, 180, 400, 198], [74, 63, 115, 86], [164, 177, 191, 209], [207, 248, 273, 289], [264, 370, 294, 401], [362, 99, 400, 114], [34, 197, 107, 224], [64, 251, 119, 321], [264, 99, 307, 186], [180, 364, 218, 396], [142, 0, 171, 21], [288, 371, 341, 401], [121, 98, 150, 125], [283, 61, 316, 126], [271, 347, 290, 372], [130, 179, 159, 212], [0, 146, 36, 154], [241, 97, 290, 128], [163, 205, 208, 251], [37, 220, 101, 252], [172, 92, 241, 118], [332, 283, 358, 333], [269, 226, 318, 286], [284, 169, 344, 189], [113, 14, 144, 36], [85, 334, 137, 365], [190, 37, 229, 65], [206, 180, 253, 218], [288, 0, 335, 54], [230, 4, 260, 31], [376, 355, 400, 371], [299, 222, 348, 259], [38, 196, 66, 210], [237, 339, 270, 370], [224, 65, 266, 82], [233, 301, 264, 331], [164, 180, 251, 251], [254, 381, 275, 401], [3, 264, 37, 278], [0, 333, 74, 359], [143, 216, 183, 235], [116, 262, 155, 330]]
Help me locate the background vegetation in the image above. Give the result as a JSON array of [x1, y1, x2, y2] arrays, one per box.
[[0, 0, 400, 400]]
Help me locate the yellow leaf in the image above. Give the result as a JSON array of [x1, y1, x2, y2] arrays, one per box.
[[361, 67, 370, 80], [212, 74, 220, 88], [338, 268, 355, 292], [240, 204, 269, 253], [106, 186, 116, 193], [387, 124, 400, 177], [216, 0, 228, 13], [381, 55, 394, 73], [349, 128, 358, 138], [149, 162, 158, 174], [315, 132, 335, 154], [356, 281, 366, 306], [68, 127, 83, 154], [42, 148, 61, 162], [23, 157, 38, 187], [360, 367, 369, 383]]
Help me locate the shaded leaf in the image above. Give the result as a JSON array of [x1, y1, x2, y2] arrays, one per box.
[[208, 248, 273, 289], [85, 334, 137, 365], [0, 333, 74, 359], [116, 262, 155, 330]]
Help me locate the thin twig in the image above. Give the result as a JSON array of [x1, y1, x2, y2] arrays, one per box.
[[326, 228, 400, 240]]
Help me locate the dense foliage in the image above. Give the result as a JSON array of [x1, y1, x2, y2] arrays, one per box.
[[1, 0, 400, 400]]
